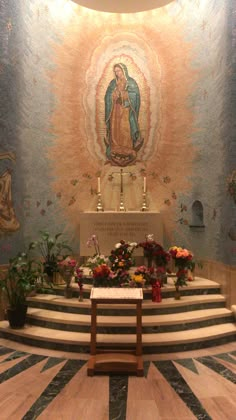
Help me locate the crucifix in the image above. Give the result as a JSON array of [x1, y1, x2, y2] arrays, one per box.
[[109, 168, 133, 211]]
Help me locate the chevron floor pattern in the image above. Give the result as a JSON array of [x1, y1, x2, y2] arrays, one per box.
[[0, 339, 235, 419]]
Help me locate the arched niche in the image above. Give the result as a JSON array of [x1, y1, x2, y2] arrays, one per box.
[[189, 200, 205, 231]]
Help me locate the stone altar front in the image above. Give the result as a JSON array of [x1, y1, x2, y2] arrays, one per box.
[[79, 212, 163, 256]]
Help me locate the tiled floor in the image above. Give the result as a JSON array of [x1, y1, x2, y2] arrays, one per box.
[[0, 339, 235, 419]]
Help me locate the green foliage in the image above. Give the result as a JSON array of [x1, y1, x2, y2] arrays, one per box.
[[29, 231, 73, 275], [174, 274, 187, 288], [0, 252, 43, 308]]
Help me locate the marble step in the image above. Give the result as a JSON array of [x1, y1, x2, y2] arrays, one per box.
[[51, 277, 221, 299], [27, 293, 227, 316], [0, 320, 235, 354], [26, 307, 234, 333]]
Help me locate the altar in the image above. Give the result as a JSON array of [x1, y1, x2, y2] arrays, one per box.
[[79, 211, 163, 256]]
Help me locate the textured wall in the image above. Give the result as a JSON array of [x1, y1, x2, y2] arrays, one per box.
[[0, 0, 235, 265]]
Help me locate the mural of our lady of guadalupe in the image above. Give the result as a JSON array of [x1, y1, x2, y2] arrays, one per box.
[[104, 63, 143, 166]]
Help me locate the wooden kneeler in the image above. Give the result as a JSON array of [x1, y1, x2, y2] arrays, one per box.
[[87, 288, 144, 377]]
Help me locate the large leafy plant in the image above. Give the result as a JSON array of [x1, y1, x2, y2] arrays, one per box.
[[30, 231, 73, 277], [0, 252, 42, 308]]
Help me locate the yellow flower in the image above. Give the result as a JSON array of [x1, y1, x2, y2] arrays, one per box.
[[132, 274, 144, 283]]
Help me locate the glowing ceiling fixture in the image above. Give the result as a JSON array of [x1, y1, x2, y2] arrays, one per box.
[[48, 0, 77, 21]]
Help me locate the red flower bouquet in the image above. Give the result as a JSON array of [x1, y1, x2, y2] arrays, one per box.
[[138, 235, 170, 268], [92, 264, 115, 287]]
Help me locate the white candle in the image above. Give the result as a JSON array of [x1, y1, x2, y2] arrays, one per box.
[[143, 176, 146, 193], [120, 169, 123, 193], [97, 177, 101, 193]]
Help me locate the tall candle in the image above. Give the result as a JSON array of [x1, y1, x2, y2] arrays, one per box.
[[143, 176, 146, 193], [97, 177, 101, 193], [120, 169, 123, 193]]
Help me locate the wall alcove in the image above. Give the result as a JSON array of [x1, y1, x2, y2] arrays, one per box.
[[189, 200, 205, 231]]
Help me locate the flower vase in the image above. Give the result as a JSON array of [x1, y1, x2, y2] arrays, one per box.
[[64, 286, 73, 299], [174, 286, 181, 300], [78, 287, 83, 302], [62, 271, 73, 299], [152, 281, 162, 302], [144, 254, 153, 268]]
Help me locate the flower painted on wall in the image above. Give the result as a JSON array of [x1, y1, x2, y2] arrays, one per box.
[[82, 172, 92, 179], [177, 218, 189, 225], [140, 168, 146, 175], [163, 176, 171, 184], [227, 171, 236, 203], [68, 196, 76, 206], [180, 203, 187, 212], [70, 179, 79, 186]]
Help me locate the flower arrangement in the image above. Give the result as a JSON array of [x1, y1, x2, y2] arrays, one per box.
[[87, 234, 100, 255], [92, 263, 116, 287], [169, 246, 195, 270], [85, 254, 109, 271], [129, 273, 146, 288], [133, 266, 155, 286], [116, 269, 132, 287], [169, 246, 195, 296], [85, 234, 109, 270], [138, 234, 170, 268], [58, 258, 77, 287], [109, 240, 137, 272], [174, 268, 188, 289]]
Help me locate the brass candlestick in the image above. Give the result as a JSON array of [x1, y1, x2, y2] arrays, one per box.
[[119, 192, 126, 212], [119, 169, 126, 211], [141, 192, 148, 212], [96, 192, 104, 212]]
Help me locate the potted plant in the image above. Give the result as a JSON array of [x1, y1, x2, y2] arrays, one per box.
[[30, 230, 73, 282], [0, 252, 42, 328]]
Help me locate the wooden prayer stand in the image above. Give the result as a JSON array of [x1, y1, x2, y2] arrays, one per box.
[[87, 288, 144, 377]]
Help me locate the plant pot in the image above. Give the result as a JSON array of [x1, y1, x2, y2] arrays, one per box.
[[43, 264, 55, 282], [53, 272, 65, 285], [7, 304, 28, 328]]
